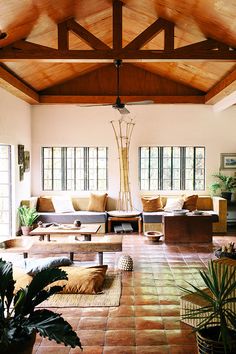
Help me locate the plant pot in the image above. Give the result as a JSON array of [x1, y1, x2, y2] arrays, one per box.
[[197, 327, 236, 354], [221, 191, 232, 201], [21, 226, 32, 236], [0, 332, 36, 354]]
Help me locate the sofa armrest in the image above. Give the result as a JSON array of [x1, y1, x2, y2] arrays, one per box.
[[21, 197, 38, 209], [212, 197, 227, 233]]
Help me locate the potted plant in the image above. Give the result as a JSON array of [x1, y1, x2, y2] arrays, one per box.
[[0, 258, 82, 353], [180, 260, 236, 353], [209, 173, 236, 201], [18, 205, 39, 235]]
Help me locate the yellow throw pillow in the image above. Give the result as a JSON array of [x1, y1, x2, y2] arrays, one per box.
[[141, 196, 163, 212], [53, 265, 108, 294], [37, 196, 55, 212], [183, 195, 198, 211], [88, 193, 108, 212]]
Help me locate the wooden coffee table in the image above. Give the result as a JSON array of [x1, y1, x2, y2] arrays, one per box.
[[30, 224, 101, 242], [26, 234, 123, 264], [163, 214, 212, 243]]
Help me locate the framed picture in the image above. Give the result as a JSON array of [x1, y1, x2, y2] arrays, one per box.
[[18, 144, 24, 165], [220, 153, 236, 169], [24, 151, 30, 172], [19, 165, 24, 181]]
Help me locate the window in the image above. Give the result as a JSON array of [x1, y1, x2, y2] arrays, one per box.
[[42, 147, 108, 191], [139, 146, 205, 191], [0, 144, 12, 237]]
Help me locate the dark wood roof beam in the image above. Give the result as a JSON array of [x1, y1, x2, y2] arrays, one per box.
[[66, 19, 110, 50], [39, 95, 204, 104], [175, 38, 233, 53], [58, 21, 69, 51], [0, 64, 39, 103], [124, 18, 171, 50], [113, 0, 123, 50], [205, 68, 236, 104]]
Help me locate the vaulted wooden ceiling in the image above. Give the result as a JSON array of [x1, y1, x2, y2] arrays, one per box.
[[0, 0, 236, 107]]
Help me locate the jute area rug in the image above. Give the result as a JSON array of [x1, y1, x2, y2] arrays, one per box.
[[40, 271, 121, 307]]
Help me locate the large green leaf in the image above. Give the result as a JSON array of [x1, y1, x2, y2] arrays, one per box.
[[24, 309, 82, 348]]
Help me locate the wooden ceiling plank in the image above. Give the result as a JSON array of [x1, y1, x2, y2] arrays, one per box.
[[124, 18, 168, 50], [205, 68, 236, 104], [0, 64, 39, 103], [58, 22, 69, 51], [66, 19, 110, 50], [39, 95, 204, 104], [113, 0, 123, 50], [9, 40, 53, 52]]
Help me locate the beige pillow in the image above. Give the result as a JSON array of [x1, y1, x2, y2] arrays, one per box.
[[37, 196, 55, 212], [52, 265, 108, 294], [13, 267, 33, 293], [141, 197, 163, 212], [88, 193, 108, 212], [183, 195, 198, 211]]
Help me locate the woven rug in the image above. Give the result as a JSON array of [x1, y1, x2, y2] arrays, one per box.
[[40, 271, 121, 307]]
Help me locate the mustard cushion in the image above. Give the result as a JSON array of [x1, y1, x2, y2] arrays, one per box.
[[88, 193, 108, 212], [53, 265, 108, 294], [37, 196, 55, 212], [141, 196, 163, 212], [183, 195, 198, 211], [13, 267, 33, 293]]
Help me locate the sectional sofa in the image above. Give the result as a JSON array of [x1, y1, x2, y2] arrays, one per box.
[[21, 195, 227, 235]]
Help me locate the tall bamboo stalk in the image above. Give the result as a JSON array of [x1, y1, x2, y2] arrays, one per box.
[[111, 116, 135, 211]]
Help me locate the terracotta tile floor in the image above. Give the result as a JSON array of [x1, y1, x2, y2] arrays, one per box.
[[3, 232, 236, 353]]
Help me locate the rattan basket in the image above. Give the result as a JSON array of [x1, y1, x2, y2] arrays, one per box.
[[197, 328, 236, 354]]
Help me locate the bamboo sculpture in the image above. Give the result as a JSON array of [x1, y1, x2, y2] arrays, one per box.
[[111, 116, 135, 211]]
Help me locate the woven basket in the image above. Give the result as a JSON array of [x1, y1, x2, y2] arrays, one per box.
[[197, 328, 236, 354], [215, 249, 236, 260]]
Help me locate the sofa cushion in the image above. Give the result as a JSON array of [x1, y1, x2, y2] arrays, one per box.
[[164, 198, 184, 211], [53, 265, 108, 294], [37, 196, 55, 212], [52, 196, 75, 213], [141, 196, 163, 212], [37, 211, 107, 224], [183, 195, 198, 211], [142, 212, 164, 223], [88, 193, 108, 212]]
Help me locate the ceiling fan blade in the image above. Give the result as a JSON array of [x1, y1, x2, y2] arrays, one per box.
[[126, 100, 154, 105], [118, 107, 130, 115], [77, 103, 112, 107]]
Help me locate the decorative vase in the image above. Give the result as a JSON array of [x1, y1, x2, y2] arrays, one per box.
[[197, 327, 236, 354], [21, 226, 32, 236]]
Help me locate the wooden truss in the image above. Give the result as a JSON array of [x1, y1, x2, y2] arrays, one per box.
[[0, 0, 235, 62]]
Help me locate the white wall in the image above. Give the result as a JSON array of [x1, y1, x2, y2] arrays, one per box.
[[31, 103, 236, 209], [0, 87, 31, 234]]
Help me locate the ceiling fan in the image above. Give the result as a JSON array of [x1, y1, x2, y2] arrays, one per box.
[[79, 59, 153, 114]]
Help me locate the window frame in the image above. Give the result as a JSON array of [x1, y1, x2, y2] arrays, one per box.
[[139, 146, 205, 191], [42, 146, 108, 192]]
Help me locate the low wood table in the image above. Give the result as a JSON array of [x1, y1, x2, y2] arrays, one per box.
[[30, 224, 101, 242], [163, 214, 212, 243], [26, 235, 123, 264]]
